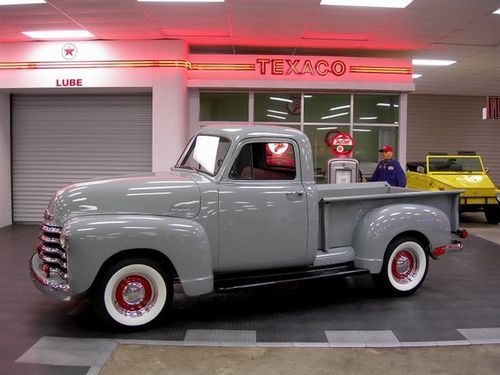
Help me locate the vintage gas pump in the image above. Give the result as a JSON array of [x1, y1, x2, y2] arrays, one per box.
[[325, 131, 360, 184]]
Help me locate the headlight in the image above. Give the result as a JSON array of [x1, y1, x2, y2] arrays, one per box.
[[60, 224, 70, 250], [496, 192, 500, 203]]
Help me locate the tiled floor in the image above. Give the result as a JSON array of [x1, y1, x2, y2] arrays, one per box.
[[1, 215, 499, 374]]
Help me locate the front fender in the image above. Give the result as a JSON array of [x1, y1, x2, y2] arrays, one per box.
[[64, 215, 213, 296], [352, 204, 451, 273]]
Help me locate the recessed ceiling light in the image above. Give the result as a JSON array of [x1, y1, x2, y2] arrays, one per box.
[[412, 74, 423, 79], [412, 59, 456, 66], [320, 0, 414, 8], [0, 0, 45, 4], [22, 30, 94, 39], [493, 8, 500, 14], [138, 0, 224, 2]]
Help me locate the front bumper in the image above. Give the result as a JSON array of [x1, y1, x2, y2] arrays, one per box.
[[30, 254, 72, 301]]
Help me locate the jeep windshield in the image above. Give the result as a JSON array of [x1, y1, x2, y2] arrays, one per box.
[[427, 156, 483, 173], [176, 135, 230, 176]]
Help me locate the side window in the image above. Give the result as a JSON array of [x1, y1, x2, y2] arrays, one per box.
[[229, 142, 296, 180]]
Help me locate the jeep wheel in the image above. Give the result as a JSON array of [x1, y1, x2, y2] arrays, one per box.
[[373, 237, 429, 296], [485, 206, 500, 225], [94, 258, 172, 329]]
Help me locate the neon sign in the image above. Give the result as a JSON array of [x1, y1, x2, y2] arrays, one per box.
[[256, 58, 347, 77]]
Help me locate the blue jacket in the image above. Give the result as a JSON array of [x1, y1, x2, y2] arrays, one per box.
[[369, 159, 406, 187]]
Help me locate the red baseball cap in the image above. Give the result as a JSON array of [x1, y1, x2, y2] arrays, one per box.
[[378, 145, 393, 152]]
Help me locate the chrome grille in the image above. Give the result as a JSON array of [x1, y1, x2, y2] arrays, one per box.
[[37, 225, 68, 280]]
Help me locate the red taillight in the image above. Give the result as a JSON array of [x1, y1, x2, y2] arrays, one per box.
[[432, 246, 445, 257], [459, 229, 468, 239]]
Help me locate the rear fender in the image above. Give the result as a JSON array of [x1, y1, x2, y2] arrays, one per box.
[[352, 204, 451, 273], [64, 215, 213, 296]]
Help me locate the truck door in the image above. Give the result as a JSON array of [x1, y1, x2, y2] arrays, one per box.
[[218, 140, 308, 272]]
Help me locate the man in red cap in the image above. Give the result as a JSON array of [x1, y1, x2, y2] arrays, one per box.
[[369, 145, 406, 187]]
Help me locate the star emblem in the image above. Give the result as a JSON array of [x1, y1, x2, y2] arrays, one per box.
[[61, 43, 77, 60]]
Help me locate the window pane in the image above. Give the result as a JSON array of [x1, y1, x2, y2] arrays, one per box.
[[353, 126, 398, 177], [304, 94, 350, 123], [303, 125, 350, 184], [353, 94, 399, 124], [178, 135, 230, 176], [254, 93, 301, 123], [229, 142, 296, 180], [200, 92, 249, 121]]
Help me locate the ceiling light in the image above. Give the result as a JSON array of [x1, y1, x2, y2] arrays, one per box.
[[23, 30, 94, 39], [321, 112, 349, 120], [329, 105, 351, 111], [412, 74, 423, 79], [320, 0, 414, 8], [0, 0, 45, 4], [268, 109, 288, 115], [493, 8, 500, 14], [317, 127, 338, 130], [267, 114, 286, 120], [270, 96, 293, 103], [138, 0, 224, 2], [353, 129, 372, 132], [412, 59, 456, 66], [376, 103, 391, 107], [359, 116, 378, 120]]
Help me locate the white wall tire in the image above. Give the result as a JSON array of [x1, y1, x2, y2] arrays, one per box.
[[95, 258, 172, 329], [374, 237, 429, 295]]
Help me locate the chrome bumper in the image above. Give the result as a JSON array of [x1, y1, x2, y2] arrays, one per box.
[[30, 254, 72, 301]]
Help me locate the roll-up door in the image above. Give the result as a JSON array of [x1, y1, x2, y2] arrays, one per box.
[[12, 94, 152, 223]]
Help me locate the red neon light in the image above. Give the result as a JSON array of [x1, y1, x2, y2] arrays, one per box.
[[0, 56, 413, 80]]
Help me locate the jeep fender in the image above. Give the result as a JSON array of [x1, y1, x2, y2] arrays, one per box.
[[64, 215, 213, 296], [352, 204, 451, 273]]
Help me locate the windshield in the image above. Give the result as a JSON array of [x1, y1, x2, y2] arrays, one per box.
[[177, 135, 230, 176], [428, 156, 483, 173]]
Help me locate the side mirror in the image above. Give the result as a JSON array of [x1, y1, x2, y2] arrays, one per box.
[[485, 167, 490, 174]]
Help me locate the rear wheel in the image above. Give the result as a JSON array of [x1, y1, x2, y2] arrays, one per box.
[[94, 258, 172, 329], [485, 206, 500, 225], [373, 237, 429, 295]]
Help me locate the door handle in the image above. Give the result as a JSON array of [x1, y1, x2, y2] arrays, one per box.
[[286, 191, 305, 198]]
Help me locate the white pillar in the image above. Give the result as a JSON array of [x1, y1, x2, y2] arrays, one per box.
[[0, 93, 11, 227], [399, 93, 408, 169], [152, 68, 188, 171]]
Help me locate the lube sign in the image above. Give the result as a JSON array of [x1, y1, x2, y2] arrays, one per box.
[[256, 58, 347, 77], [56, 79, 83, 87]]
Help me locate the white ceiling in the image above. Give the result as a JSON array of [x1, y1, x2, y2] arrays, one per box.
[[0, 0, 499, 96]]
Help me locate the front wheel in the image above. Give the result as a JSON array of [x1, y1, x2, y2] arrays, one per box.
[[94, 258, 172, 329], [373, 237, 429, 296]]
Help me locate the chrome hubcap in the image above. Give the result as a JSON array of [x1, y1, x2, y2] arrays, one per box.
[[391, 250, 416, 283], [122, 282, 146, 306]]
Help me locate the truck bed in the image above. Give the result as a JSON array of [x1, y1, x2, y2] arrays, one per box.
[[317, 182, 461, 251]]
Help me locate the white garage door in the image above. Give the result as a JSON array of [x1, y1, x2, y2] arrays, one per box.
[[12, 94, 152, 223]]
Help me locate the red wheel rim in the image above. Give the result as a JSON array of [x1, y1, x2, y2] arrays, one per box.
[[115, 275, 153, 312], [391, 250, 415, 282]]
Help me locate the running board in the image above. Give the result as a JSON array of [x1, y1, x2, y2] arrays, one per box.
[[214, 264, 369, 292]]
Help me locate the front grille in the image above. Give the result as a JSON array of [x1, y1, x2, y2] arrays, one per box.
[[37, 225, 68, 280]]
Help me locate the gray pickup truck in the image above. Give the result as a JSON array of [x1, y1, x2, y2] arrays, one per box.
[[31, 126, 466, 329]]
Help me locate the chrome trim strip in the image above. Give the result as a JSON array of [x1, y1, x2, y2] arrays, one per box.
[[41, 225, 62, 234], [39, 234, 60, 244], [38, 253, 67, 269], [38, 244, 66, 259]]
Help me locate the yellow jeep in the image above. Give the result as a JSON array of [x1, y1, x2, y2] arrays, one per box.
[[407, 153, 500, 224]]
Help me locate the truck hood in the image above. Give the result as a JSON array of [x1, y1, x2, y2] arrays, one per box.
[[430, 174, 496, 195], [46, 171, 201, 226]]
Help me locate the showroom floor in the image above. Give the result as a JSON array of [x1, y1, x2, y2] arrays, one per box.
[[1, 213, 499, 374]]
